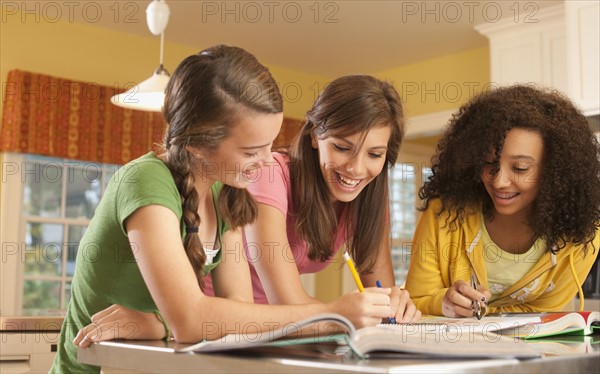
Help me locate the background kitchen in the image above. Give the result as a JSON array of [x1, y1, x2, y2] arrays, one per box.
[[1, 0, 599, 372]]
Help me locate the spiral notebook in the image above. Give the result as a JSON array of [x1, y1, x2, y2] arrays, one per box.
[[379, 314, 542, 334]]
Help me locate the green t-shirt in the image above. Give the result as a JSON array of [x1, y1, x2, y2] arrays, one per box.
[[50, 152, 225, 373]]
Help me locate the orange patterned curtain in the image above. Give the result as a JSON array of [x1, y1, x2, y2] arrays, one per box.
[[1, 70, 166, 165], [1, 70, 303, 164]]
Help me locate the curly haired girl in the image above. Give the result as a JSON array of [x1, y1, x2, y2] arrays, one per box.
[[405, 84, 600, 317]]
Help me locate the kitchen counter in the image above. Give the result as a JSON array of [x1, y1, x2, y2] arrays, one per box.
[[78, 339, 600, 373], [0, 315, 63, 373], [0, 315, 64, 331]]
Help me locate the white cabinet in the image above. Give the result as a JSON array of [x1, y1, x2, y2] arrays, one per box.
[[566, 0, 600, 115], [0, 332, 59, 373], [476, 3, 599, 115], [475, 5, 567, 92]]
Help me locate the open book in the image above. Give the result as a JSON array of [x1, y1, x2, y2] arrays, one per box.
[[176, 313, 540, 359], [498, 311, 600, 339], [395, 314, 542, 334], [524, 335, 600, 356]]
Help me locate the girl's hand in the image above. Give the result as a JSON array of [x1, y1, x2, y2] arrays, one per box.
[[389, 287, 421, 323], [73, 304, 165, 348], [331, 287, 391, 329], [442, 280, 491, 318]]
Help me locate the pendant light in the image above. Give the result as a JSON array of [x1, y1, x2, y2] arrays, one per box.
[[111, 0, 171, 112]]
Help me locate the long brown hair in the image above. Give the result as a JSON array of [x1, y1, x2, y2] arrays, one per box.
[[162, 45, 283, 288], [289, 75, 404, 273]]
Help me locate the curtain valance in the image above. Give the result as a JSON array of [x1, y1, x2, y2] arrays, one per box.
[[1, 69, 303, 165], [1, 69, 166, 165]]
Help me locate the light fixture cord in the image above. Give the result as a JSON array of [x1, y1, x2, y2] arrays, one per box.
[[159, 31, 165, 69]]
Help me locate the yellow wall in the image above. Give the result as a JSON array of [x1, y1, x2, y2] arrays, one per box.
[[0, 9, 329, 120], [315, 251, 344, 302], [377, 47, 490, 117], [0, 7, 490, 123]]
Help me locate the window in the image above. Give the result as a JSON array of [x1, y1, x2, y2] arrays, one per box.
[[388, 163, 432, 286], [2, 153, 116, 314]]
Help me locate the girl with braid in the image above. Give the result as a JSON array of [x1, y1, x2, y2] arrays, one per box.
[[51, 45, 392, 374], [405, 85, 599, 317]]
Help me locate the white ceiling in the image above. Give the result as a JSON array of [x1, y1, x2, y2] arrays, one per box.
[[60, 0, 563, 77]]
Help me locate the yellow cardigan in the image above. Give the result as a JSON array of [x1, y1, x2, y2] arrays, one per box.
[[405, 199, 599, 315]]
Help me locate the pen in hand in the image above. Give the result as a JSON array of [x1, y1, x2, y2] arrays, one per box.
[[376, 280, 397, 324], [344, 253, 397, 323], [471, 274, 482, 320]]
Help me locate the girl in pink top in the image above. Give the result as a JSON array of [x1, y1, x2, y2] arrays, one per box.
[[243, 75, 421, 322]]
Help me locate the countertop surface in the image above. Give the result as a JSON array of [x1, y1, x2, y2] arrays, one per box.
[[0, 315, 64, 331], [78, 338, 600, 374]]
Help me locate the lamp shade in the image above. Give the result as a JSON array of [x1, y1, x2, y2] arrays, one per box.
[[111, 0, 171, 112], [146, 0, 170, 36], [111, 69, 169, 112]]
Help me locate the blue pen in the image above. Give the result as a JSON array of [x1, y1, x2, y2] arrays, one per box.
[[376, 280, 397, 324]]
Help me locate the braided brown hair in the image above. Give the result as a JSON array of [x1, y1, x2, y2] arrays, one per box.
[[162, 45, 283, 288]]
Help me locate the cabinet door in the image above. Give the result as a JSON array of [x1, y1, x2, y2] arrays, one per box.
[[566, 1, 600, 115], [490, 33, 543, 85], [0, 332, 59, 374], [476, 5, 567, 92]]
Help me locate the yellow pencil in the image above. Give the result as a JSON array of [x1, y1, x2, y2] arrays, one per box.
[[343, 252, 365, 292]]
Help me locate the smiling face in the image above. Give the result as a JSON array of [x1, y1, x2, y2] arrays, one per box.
[[312, 124, 392, 203], [481, 128, 544, 219], [193, 110, 283, 189]]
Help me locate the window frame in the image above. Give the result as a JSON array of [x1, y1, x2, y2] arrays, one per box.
[[0, 152, 115, 315], [1, 152, 25, 315], [388, 163, 433, 286]]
